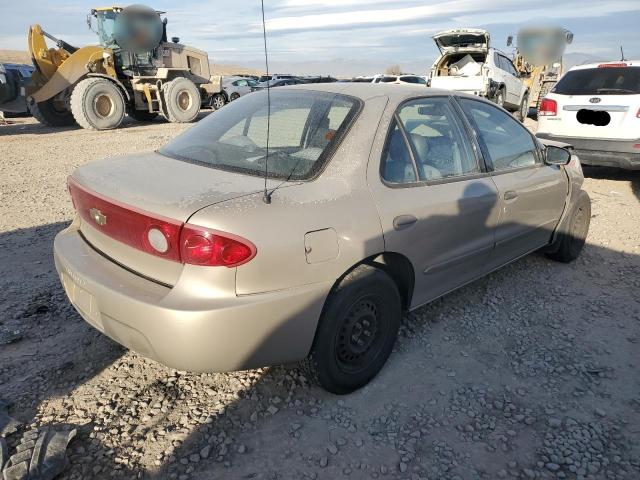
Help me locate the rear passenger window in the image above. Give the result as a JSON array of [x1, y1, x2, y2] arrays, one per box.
[[459, 99, 537, 171], [381, 121, 417, 184], [397, 98, 479, 180]]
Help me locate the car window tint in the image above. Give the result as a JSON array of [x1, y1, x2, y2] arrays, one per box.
[[381, 76, 397, 83], [381, 121, 417, 184], [460, 99, 537, 171], [553, 66, 640, 95], [494, 52, 503, 70], [397, 98, 479, 181]]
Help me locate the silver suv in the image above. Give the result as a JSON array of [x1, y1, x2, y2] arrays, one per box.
[[429, 28, 530, 121]]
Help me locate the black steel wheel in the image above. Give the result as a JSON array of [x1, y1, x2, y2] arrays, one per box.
[[305, 265, 401, 394]]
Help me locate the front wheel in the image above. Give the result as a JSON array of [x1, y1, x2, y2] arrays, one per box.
[[493, 87, 505, 108], [70, 77, 125, 130], [305, 265, 401, 394], [162, 77, 201, 123], [229, 92, 240, 101], [546, 191, 591, 263]]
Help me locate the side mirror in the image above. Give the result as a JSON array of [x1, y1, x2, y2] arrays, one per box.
[[545, 145, 572, 165], [507, 35, 513, 47]]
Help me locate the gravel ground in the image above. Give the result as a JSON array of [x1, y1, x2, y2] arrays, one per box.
[[0, 114, 639, 480]]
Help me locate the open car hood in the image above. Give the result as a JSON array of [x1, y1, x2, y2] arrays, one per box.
[[433, 28, 490, 53]]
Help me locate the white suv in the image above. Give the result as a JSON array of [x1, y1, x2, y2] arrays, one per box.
[[428, 28, 529, 121], [536, 61, 640, 170], [369, 74, 427, 85]]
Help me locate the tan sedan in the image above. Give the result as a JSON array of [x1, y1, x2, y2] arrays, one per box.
[[54, 84, 590, 393]]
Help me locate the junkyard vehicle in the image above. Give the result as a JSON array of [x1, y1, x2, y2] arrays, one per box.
[[54, 84, 590, 394], [221, 76, 258, 102], [25, 5, 219, 130], [371, 74, 427, 85], [0, 63, 34, 117], [429, 28, 530, 121], [508, 27, 574, 111], [251, 78, 304, 91], [537, 61, 640, 170]]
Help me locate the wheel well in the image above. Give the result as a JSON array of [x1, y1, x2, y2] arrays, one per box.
[[368, 252, 415, 310]]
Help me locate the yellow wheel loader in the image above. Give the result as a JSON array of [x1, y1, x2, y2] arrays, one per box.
[[507, 27, 574, 111], [26, 4, 221, 130]]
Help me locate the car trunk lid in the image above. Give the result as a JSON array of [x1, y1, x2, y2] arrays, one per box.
[[433, 29, 490, 54], [70, 151, 274, 286]]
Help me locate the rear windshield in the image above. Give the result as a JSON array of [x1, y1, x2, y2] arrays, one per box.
[[160, 90, 361, 180], [437, 34, 486, 48], [553, 66, 640, 95]]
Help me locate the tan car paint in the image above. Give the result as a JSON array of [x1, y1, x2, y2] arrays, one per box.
[[54, 84, 581, 373]]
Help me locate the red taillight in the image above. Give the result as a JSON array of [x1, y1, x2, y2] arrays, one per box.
[[68, 177, 256, 268], [637, 107, 640, 118], [180, 225, 256, 267], [539, 98, 557, 116]]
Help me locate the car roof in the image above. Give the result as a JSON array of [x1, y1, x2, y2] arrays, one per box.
[[283, 82, 463, 103], [568, 60, 640, 71]]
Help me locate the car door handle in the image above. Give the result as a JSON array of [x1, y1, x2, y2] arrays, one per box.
[[503, 190, 518, 201], [393, 215, 417, 231]]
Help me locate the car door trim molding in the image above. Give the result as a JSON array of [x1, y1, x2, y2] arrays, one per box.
[[422, 244, 493, 275]]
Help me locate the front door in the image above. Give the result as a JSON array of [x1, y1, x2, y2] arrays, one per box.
[[457, 98, 568, 267], [368, 96, 501, 308]]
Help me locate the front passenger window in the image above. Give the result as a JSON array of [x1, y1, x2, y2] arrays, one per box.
[[459, 99, 537, 171]]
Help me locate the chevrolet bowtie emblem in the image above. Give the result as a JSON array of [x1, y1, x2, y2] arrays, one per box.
[[89, 208, 107, 226]]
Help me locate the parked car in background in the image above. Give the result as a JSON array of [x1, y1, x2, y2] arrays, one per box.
[[371, 74, 427, 85], [299, 76, 339, 84], [536, 61, 640, 170], [222, 76, 259, 101], [55, 84, 589, 394], [258, 74, 297, 83], [251, 78, 305, 91], [428, 28, 530, 121], [0, 63, 34, 117]]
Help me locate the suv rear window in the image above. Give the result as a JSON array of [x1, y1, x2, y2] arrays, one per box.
[[160, 90, 361, 180], [553, 66, 640, 95]]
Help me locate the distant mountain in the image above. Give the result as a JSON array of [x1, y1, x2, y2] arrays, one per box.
[[563, 52, 608, 69]]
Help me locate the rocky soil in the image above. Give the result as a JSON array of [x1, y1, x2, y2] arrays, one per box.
[[0, 115, 639, 479]]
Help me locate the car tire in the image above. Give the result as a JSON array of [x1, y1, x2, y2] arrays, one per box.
[[305, 265, 401, 394], [70, 77, 125, 130], [129, 110, 158, 122], [546, 191, 591, 263], [516, 92, 529, 122], [211, 93, 226, 110], [230, 92, 240, 101], [161, 77, 201, 123], [493, 87, 505, 108], [29, 97, 76, 127]]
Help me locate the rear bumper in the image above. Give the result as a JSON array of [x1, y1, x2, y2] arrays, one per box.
[[54, 225, 331, 372], [536, 133, 640, 170]]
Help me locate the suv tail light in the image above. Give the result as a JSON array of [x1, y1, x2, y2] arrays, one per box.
[[68, 178, 256, 267], [539, 98, 557, 116], [636, 107, 640, 118]]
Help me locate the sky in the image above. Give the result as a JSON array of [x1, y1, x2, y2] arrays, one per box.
[[0, 0, 639, 76]]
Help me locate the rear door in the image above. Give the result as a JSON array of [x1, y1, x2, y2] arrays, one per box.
[[496, 53, 521, 105], [457, 97, 567, 266], [547, 64, 640, 140], [368, 96, 501, 308]]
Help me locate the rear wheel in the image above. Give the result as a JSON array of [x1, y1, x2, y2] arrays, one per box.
[[493, 87, 505, 108], [70, 77, 125, 130], [161, 77, 201, 123], [29, 97, 76, 127], [515, 92, 529, 122], [546, 191, 591, 263], [211, 93, 226, 110], [305, 265, 401, 394]]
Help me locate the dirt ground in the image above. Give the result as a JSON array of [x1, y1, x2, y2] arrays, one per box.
[[0, 114, 639, 480]]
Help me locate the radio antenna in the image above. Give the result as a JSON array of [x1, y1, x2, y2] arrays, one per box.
[[261, 0, 272, 204]]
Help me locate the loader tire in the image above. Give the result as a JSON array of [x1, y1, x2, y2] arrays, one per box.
[[29, 98, 76, 127], [162, 77, 201, 123], [70, 77, 125, 130]]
